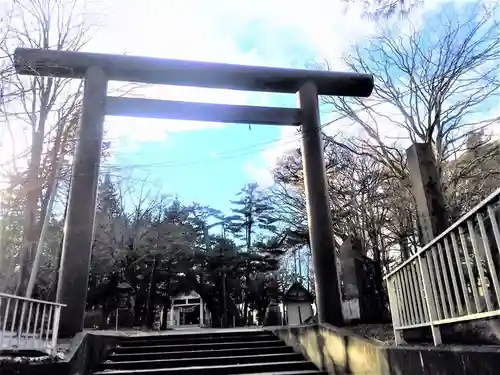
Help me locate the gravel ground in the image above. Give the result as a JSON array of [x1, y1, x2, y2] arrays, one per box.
[[346, 323, 396, 344], [346, 320, 500, 346]]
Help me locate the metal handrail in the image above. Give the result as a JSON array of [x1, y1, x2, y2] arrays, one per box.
[[385, 186, 500, 279], [0, 293, 65, 354], [385, 187, 500, 345], [0, 293, 66, 308]]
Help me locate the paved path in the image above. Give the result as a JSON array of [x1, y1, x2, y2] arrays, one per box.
[[85, 326, 282, 337]]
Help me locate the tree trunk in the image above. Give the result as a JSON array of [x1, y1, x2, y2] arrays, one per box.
[[17, 74, 56, 296], [243, 263, 250, 325], [145, 257, 159, 328], [17, 129, 44, 296], [370, 227, 388, 320], [222, 271, 228, 327]]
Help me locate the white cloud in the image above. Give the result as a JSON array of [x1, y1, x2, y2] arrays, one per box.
[[86, 0, 392, 156], [243, 163, 274, 188], [84, 0, 278, 153], [238, 0, 379, 185], [245, 0, 500, 186], [243, 126, 301, 187], [103, 84, 252, 154], [91, 0, 365, 163], [5, 0, 497, 183]]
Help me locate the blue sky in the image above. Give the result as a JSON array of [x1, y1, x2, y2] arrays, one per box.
[[73, 0, 497, 215], [82, 0, 378, 214]]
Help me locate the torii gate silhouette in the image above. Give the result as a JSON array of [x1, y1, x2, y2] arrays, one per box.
[[14, 48, 374, 336]]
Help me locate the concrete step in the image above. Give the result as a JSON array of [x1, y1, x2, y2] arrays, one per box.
[[240, 372, 325, 375], [108, 345, 295, 361], [120, 329, 272, 342], [116, 332, 277, 347], [93, 360, 319, 374], [110, 339, 286, 354], [101, 352, 304, 370]]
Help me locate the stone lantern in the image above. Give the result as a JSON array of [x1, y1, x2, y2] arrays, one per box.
[[115, 281, 134, 329]]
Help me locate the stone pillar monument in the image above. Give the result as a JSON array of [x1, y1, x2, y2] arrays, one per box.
[[338, 236, 363, 322], [406, 143, 448, 244]]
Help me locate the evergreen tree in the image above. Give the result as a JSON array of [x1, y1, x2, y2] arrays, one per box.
[[91, 174, 125, 287], [229, 183, 278, 252]]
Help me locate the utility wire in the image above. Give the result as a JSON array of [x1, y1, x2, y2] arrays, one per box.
[[0, 100, 384, 188], [97, 101, 385, 172]]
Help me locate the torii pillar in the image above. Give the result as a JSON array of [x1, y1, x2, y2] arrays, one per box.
[[14, 47, 374, 336]]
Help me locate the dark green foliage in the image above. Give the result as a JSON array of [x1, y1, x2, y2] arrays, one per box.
[[79, 180, 287, 329], [229, 182, 278, 251]]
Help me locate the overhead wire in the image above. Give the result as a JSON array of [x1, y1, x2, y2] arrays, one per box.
[[0, 99, 386, 189], [4, 50, 483, 176], [102, 75, 445, 171], [2, 75, 439, 175], [98, 100, 386, 173]]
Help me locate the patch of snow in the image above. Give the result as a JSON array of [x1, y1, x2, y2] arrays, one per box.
[[0, 331, 67, 360], [55, 352, 65, 360], [1, 332, 51, 351]]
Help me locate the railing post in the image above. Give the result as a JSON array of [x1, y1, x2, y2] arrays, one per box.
[[417, 254, 442, 345], [0, 297, 6, 348], [115, 309, 119, 331], [17, 301, 27, 349], [50, 306, 61, 354], [387, 276, 404, 345], [9, 299, 19, 348]]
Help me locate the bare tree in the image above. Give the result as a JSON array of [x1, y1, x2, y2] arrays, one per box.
[[269, 135, 411, 320], [324, 1, 500, 182], [343, 0, 424, 18], [0, 0, 91, 295], [0, 3, 22, 163]]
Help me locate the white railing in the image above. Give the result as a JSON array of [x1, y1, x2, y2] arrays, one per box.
[[385, 187, 500, 345], [0, 293, 65, 354]]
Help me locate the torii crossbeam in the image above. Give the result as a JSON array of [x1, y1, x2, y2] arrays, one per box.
[[14, 47, 374, 336]]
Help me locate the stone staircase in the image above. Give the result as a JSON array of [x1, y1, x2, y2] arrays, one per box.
[[92, 329, 325, 374]]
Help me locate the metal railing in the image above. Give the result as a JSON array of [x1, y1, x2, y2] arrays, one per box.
[[385, 187, 500, 345], [0, 293, 65, 354]]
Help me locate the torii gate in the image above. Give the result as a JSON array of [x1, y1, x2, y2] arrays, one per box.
[[14, 48, 373, 336]]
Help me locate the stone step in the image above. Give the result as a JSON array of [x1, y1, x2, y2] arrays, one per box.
[[120, 329, 271, 342], [101, 352, 304, 370], [242, 372, 325, 375], [108, 345, 295, 361], [116, 332, 277, 347], [110, 339, 286, 354], [93, 360, 319, 375]]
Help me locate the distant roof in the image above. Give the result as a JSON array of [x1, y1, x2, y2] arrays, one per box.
[[117, 282, 133, 291], [283, 282, 314, 303], [172, 290, 200, 300]]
